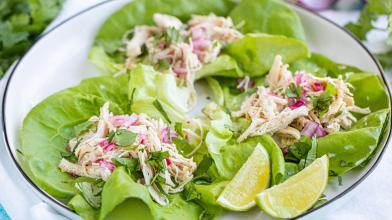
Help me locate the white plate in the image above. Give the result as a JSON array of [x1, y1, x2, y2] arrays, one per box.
[[2, 0, 391, 219]]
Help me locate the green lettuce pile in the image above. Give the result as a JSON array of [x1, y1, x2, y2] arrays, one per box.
[[18, 0, 390, 219]]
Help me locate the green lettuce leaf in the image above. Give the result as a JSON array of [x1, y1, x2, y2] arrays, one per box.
[[205, 77, 224, 106], [129, 64, 193, 122], [19, 75, 129, 198], [100, 168, 203, 220], [317, 109, 389, 175], [195, 55, 244, 80], [89, 46, 125, 75], [289, 53, 362, 78], [206, 134, 285, 184], [203, 105, 285, 185], [347, 73, 390, 112], [68, 194, 99, 220], [93, 0, 236, 56], [229, 0, 305, 40], [225, 34, 309, 77]]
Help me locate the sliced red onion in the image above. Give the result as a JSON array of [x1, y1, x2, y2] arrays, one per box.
[[99, 160, 116, 171], [302, 121, 328, 138], [294, 72, 306, 85], [237, 77, 255, 92], [315, 126, 328, 137], [99, 139, 109, 147], [99, 139, 116, 152], [282, 147, 289, 156], [173, 66, 188, 77], [301, 121, 319, 138], [165, 158, 171, 166], [289, 95, 307, 109], [191, 27, 205, 41], [296, 0, 337, 11], [312, 82, 324, 92], [109, 114, 138, 128], [139, 133, 147, 145], [161, 127, 178, 143], [289, 99, 306, 109]]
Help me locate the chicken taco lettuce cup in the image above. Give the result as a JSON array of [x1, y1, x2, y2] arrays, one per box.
[[18, 0, 390, 219]]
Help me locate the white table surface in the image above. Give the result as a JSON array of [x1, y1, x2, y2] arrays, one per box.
[[0, 1, 391, 219]]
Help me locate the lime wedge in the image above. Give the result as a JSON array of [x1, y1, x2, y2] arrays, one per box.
[[217, 144, 270, 211], [256, 155, 329, 218]]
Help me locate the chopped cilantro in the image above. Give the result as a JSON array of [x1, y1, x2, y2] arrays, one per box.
[[155, 59, 171, 70], [172, 137, 193, 156], [285, 83, 302, 99], [60, 139, 81, 163], [163, 27, 182, 43], [113, 129, 137, 147], [107, 131, 115, 142], [312, 92, 334, 116], [301, 136, 318, 169], [112, 157, 139, 173]]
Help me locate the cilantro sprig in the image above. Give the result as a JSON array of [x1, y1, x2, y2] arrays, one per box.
[[345, 0, 392, 69], [285, 83, 302, 99], [311, 83, 337, 116]]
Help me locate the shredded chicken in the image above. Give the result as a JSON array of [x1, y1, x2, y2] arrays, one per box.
[[124, 26, 159, 68], [233, 54, 371, 146], [153, 13, 183, 29], [122, 13, 243, 86], [58, 102, 197, 206], [237, 106, 308, 142], [266, 55, 293, 91]]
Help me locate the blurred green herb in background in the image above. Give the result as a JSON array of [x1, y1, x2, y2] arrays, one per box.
[[0, 0, 63, 76], [345, 0, 392, 70]]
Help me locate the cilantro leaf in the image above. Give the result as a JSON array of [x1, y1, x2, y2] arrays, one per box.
[[285, 83, 302, 99], [113, 129, 137, 147], [377, 50, 392, 69], [311, 92, 334, 116], [286, 136, 312, 162], [345, 0, 392, 44], [302, 136, 318, 169], [60, 139, 80, 163], [172, 137, 193, 156], [0, 0, 63, 77], [163, 27, 182, 43], [149, 151, 169, 162], [112, 157, 139, 172]]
